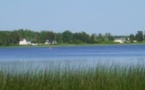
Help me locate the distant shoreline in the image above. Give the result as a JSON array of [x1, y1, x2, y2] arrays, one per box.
[[0, 43, 145, 48]]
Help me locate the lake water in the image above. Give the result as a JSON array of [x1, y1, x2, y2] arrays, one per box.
[[0, 45, 145, 72]]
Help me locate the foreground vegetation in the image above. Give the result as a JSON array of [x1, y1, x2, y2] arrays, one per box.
[[0, 66, 145, 90]]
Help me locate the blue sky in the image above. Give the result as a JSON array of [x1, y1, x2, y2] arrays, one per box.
[[0, 0, 145, 35]]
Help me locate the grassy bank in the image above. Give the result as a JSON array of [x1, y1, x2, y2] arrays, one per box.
[[0, 66, 145, 90], [0, 42, 145, 48]]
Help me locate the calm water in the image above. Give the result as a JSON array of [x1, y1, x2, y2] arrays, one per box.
[[0, 45, 145, 72]]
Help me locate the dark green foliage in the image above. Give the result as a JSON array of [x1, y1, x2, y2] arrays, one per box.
[[129, 34, 135, 43], [38, 31, 55, 43], [105, 33, 114, 42], [78, 32, 90, 43], [55, 33, 63, 43], [73, 32, 83, 44], [0, 31, 19, 46], [62, 30, 73, 43], [96, 33, 105, 43], [0, 29, 115, 46], [136, 31, 143, 42]]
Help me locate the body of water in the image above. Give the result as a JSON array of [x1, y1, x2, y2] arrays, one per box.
[[0, 45, 145, 72]]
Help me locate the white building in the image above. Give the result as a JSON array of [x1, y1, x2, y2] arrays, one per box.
[[19, 38, 31, 45], [31, 43, 38, 46], [52, 40, 57, 44], [114, 38, 126, 43], [45, 40, 57, 45], [45, 40, 50, 45]]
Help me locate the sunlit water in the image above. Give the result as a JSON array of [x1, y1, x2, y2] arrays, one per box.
[[0, 45, 145, 72]]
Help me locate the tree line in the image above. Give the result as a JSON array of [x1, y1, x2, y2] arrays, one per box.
[[0, 29, 144, 46], [129, 31, 145, 43]]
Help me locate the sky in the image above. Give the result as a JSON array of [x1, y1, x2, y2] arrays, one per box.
[[0, 0, 145, 35]]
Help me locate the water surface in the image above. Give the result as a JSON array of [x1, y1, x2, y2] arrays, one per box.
[[0, 45, 145, 72]]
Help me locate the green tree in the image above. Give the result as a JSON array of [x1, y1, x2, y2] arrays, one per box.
[[56, 33, 63, 43], [129, 34, 135, 43], [136, 31, 143, 42], [9, 31, 19, 45], [96, 33, 104, 43], [45, 31, 55, 44], [90, 33, 97, 43], [104, 33, 114, 42], [73, 32, 82, 44], [0, 31, 6, 45], [79, 32, 90, 43], [62, 30, 73, 43]]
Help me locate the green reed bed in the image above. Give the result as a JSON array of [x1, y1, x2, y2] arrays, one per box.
[[0, 66, 145, 90]]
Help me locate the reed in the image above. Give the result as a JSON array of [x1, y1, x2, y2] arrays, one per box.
[[0, 65, 145, 90]]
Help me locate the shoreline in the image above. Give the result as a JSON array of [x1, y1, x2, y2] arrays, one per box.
[[0, 43, 145, 48]]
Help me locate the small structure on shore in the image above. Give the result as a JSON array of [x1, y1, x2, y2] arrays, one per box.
[[19, 38, 31, 45], [45, 40, 57, 45], [45, 40, 50, 45], [114, 38, 126, 43]]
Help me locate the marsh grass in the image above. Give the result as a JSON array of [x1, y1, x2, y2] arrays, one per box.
[[0, 65, 145, 90]]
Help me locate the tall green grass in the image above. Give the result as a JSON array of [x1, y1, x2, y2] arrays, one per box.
[[0, 65, 145, 90]]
